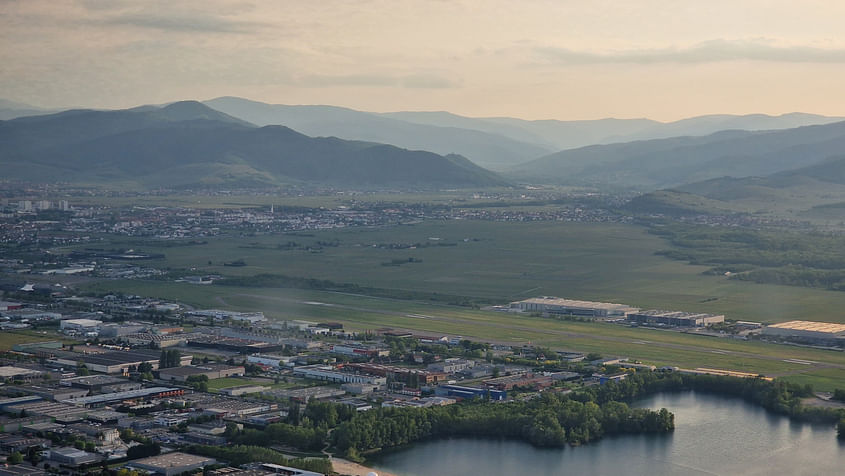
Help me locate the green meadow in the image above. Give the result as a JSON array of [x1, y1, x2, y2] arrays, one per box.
[[74, 220, 845, 324]]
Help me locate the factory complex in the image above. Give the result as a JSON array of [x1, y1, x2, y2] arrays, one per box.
[[508, 297, 724, 327], [762, 320, 845, 343]]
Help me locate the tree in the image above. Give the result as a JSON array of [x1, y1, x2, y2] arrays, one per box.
[[26, 446, 41, 464], [7, 452, 23, 464], [127, 442, 160, 459], [77, 362, 90, 376], [159, 349, 182, 369]]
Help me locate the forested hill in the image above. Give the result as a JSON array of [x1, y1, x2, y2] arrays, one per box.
[[508, 120, 845, 189], [0, 101, 507, 189]]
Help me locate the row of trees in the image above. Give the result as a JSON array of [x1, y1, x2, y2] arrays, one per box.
[[158, 349, 181, 369], [649, 222, 845, 292], [582, 371, 845, 425], [185, 445, 333, 475]]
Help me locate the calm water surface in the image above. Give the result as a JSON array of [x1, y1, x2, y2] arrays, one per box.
[[370, 391, 844, 476]]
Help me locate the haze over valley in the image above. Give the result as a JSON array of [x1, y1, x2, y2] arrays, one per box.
[[2, 2, 845, 476]]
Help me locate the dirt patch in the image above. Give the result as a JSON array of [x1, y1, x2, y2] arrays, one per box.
[[801, 397, 845, 409], [331, 457, 398, 476]]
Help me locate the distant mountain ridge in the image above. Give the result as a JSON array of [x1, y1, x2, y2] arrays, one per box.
[[508, 120, 845, 189], [626, 154, 845, 218], [203, 97, 551, 171], [0, 101, 507, 189]]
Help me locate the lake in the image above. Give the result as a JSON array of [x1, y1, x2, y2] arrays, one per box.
[[369, 391, 844, 476]]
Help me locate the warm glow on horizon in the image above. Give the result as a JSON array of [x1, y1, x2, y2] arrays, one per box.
[[3, 0, 845, 121]]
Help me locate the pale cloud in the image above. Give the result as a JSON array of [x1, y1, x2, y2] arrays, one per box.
[[84, 11, 269, 34], [535, 39, 845, 65], [301, 73, 458, 89]]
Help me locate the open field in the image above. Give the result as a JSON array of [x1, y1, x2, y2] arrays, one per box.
[[80, 280, 845, 391], [63, 219, 845, 391], [0, 330, 65, 351], [69, 220, 845, 324]]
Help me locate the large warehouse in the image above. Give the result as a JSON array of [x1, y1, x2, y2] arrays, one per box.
[[49, 349, 193, 374], [627, 310, 725, 327], [762, 320, 845, 343], [509, 297, 638, 318]]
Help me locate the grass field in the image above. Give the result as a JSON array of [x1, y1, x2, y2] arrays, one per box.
[[61, 217, 845, 392], [71, 220, 845, 324], [80, 280, 845, 391], [0, 330, 64, 351]]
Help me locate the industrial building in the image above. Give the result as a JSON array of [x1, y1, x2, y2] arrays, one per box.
[[0, 301, 23, 312], [762, 320, 845, 343], [61, 387, 184, 408], [60, 375, 142, 394], [482, 373, 553, 391], [263, 386, 346, 403], [186, 309, 266, 324], [98, 323, 145, 338], [127, 452, 216, 476], [158, 364, 245, 382], [4, 384, 88, 402], [427, 358, 475, 374], [59, 318, 103, 334], [5, 401, 88, 422], [329, 344, 389, 358], [44, 447, 100, 466], [627, 310, 725, 327], [343, 363, 447, 386], [246, 354, 295, 368], [48, 349, 192, 374], [292, 365, 386, 385], [509, 297, 638, 318], [435, 384, 506, 401], [220, 385, 267, 396], [1, 309, 62, 321], [0, 366, 44, 381]]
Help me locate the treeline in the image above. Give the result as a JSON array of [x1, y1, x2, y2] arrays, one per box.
[[215, 272, 493, 307], [583, 371, 845, 424], [649, 223, 845, 291], [330, 392, 674, 455], [184, 445, 332, 475], [216, 372, 845, 465], [234, 422, 326, 451]]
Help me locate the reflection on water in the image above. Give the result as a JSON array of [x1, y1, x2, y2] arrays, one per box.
[[370, 391, 844, 476]]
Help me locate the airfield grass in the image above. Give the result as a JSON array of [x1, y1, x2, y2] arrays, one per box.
[[779, 368, 845, 392], [70, 220, 845, 325], [70, 219, 845, 391], [82, 280, 845, 390]]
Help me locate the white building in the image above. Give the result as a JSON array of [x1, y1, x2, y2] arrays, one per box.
[[292, 365, 386, 385], [762, 320, 845, 342], [247, 354, 294, 368], [60, 318, 103, 333], [509, 297, 638, 318]]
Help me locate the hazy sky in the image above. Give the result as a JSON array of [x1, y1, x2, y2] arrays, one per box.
[[4, 0, 845, 121]]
